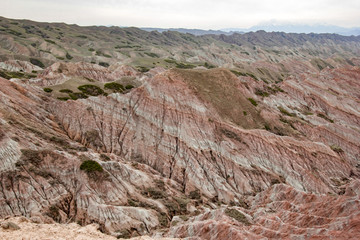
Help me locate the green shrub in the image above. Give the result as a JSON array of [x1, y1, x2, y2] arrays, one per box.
[[43, 88, 53, 93], [66, 52, 73, 60], [204, 62, 216, 69], [57, 97, 70, 101], [164, 59, 177, 64], [255, 88, 269, 97], [264, 124, 271, 131], [104, 82, 124, 92], [330, 145, 344, 153], [99, 62, 109, 67], [30, 58, 45, 68], [243, 111, 247, 116], [78, 85, 104, 96], [175, 62, 195, 69], [225, 208, 250, 225], [59, 89, 73, 93], [136, 66, 150, 72], [125, 84, 134, 90], [247, 98, 257, 106], [88, 48, 95, 52], [80, 160, 103, 172], [45, 39, 56, 44]]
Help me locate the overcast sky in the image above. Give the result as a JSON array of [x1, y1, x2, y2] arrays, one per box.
[[1, 0, 359, 29]]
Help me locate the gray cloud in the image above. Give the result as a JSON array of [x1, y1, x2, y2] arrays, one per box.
[[1, 0, 359, 28]]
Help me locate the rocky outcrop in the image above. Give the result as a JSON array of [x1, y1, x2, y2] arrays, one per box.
[[37, 62, 139, 86], [167, 181, 360, 239], [0, 60, 42, 73]]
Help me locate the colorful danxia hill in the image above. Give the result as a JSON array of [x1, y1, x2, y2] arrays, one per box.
[[0, 16, 359, 239]]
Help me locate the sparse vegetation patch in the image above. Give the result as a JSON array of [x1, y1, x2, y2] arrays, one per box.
[[43, 88, 53, 93], [104, 82, 124, 92], [247, 98, 258, 106], [225, 208, 250, 225], [78, 84, 104, 96]]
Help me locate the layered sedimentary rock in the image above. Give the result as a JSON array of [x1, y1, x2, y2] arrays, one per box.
[[0, 60, 359, 239]]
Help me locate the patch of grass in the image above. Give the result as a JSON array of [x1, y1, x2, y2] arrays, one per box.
[[164, 59, 177, 64], [204, 62, 216, 69], [255, 88, 270, 97], [99, 62, 109, 67], [66, 52, 73, 60], [17, 149, 57, 167], [125, 84, 134, 90], [136, 66, 150, 72], [247, 98, 258, 106], [104, 82, 124, 92], [142, 187, 167, 199], [78, 84, 104, 96], [45, 39, 56, 44], [330, 145, 344, 154], [278, 106, 295, 117], [80, 160, 103, 172], [175, 62, 196, 69], [29, 58, 45, 68], [59, 89, 73, 93], [177, 69, 263, 129], [225, 208, 250, 225], [57, 97, 70, 101], [144, 52, 159, 58], [43, 88, 53, 93]]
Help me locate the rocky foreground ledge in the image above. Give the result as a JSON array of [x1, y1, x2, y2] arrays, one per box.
[[0, 217, 179, 240]]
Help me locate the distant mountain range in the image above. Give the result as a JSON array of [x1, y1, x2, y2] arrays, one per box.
[[142, 24, 360, 36], [140, 28, 234, 36]]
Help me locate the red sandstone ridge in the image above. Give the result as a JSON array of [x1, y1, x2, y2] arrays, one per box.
[[0, 62, 359, 239]]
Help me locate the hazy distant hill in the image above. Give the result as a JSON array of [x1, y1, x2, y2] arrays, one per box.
[[222, 24, 360, 36]]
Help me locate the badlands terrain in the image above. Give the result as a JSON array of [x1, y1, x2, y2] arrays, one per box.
[[0, 17, 360, 239]]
